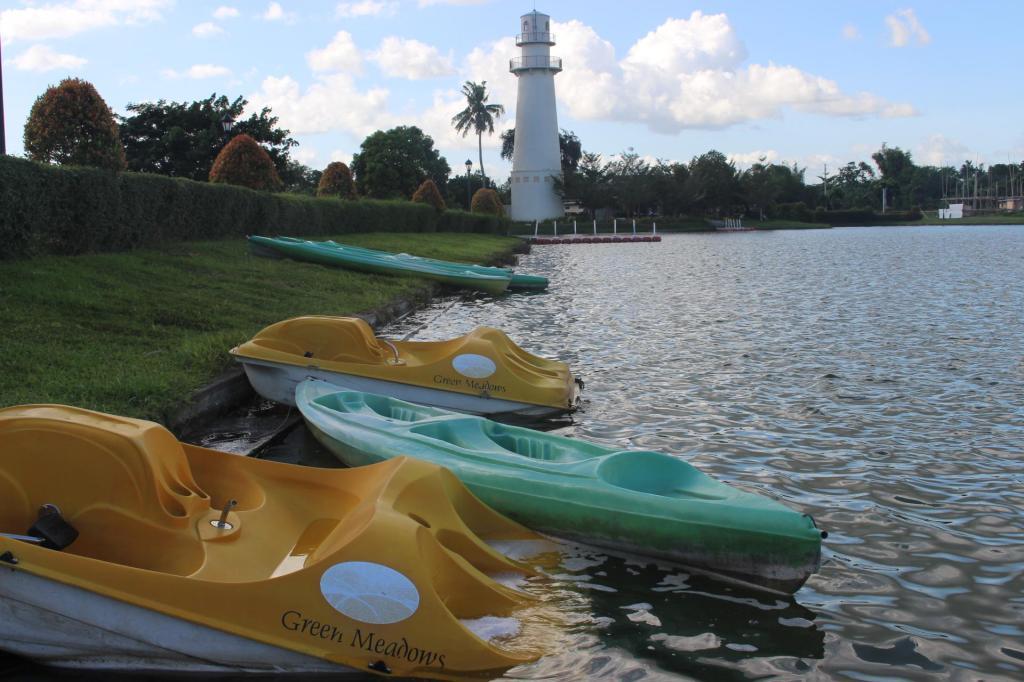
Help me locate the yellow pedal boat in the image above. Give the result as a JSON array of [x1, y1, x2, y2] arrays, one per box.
[[0, 404, 558, 678], [230, 316, 582, 419]]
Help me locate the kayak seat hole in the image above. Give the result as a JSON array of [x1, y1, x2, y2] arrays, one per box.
[[487, 430, 594, 462], [409, 420, 494, 450], [314, 392, 434, 422], [597, 451, 719, 498]]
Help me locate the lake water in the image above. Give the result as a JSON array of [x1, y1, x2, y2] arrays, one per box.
[[4, 225, 1022, 680], [384, 225, 1023, 680]]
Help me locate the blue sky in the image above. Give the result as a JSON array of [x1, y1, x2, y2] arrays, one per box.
[[2, 1, 1021, 179]]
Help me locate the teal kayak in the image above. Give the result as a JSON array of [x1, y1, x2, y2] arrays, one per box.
[[310, 239, 548, 291], [248, 236, 512, 295], [250, 236, 548, 291], [296, 381, 825, 594]]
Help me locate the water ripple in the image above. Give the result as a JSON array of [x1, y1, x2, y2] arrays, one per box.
[[386, 226, 1024, 680]]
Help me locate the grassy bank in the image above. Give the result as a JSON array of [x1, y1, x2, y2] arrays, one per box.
[[0, 233, 519, 421], [752, 219, 830, 230]]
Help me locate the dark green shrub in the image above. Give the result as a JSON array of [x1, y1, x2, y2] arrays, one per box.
[[317, 161, 356, 198], [209, 134, 282, 191], [0, 155, 509, 259], [771, 201, 813, 222]]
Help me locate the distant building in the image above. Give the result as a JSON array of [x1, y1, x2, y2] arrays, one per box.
[[938, 203, 964, 219], [509, 10, 564, 222]]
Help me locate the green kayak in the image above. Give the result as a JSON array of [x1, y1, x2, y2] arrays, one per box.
[[250, 236, 548, 291], [296, 380, 824, 594], [248, 235, 511, 295], [312, 239, 548, 291], [317, 237, 552, 288]]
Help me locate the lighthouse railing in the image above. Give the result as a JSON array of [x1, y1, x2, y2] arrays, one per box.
[[509, 56, 563, 72]]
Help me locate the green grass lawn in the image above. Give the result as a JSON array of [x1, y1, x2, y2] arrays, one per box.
[[0, 233, 519, 422]]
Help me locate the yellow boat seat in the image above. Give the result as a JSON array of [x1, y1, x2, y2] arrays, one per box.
[[248, 316, 391, 365]]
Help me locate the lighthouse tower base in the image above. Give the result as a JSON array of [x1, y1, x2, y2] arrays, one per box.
[[510, 171, 564, 221]]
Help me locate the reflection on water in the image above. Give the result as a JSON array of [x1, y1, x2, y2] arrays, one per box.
[[384, 226, 1024, 680], [4, 226, 1022, 680]]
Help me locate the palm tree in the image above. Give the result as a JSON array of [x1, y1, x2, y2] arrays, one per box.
[[451, 81, 504, 185]]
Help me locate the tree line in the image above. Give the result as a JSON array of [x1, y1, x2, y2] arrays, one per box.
[[497, 134, 1024, 220], [20, 78, 1023, 222]]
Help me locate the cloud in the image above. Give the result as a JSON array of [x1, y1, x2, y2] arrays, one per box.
[[192, 22, 223, 38], [330, 149, 353, 165], [292, 147, 319, 165], [262, 2, 295, 22], [461, 12, 915, 134], [162, 64, 233, 79], [0, 0, 171, 43], [623, 11, 747, 73], [247, 73, 394, 136], [842, 24, 860, 40], [336, 1, 396, 17], [418, 0, 488, 6], [213, 6, 240, 19], [414, 90, 488, 152], [13, 44, 87, 71], [915, 134, 969, 166], [728, 150, 779, 168], [307, 31, 363, 73], [886, 8, 930, 47], [371, 37, 454, 79]]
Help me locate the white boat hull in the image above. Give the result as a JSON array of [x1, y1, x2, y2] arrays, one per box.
[[237, 358, 571, 419], [0, 568, 355, 674]]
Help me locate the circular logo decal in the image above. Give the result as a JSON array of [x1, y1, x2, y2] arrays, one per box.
[[452, 354, 497, 379], [320, 561, 420, 624]]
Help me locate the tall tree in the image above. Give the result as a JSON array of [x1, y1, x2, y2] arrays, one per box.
[[351, 126, 451, 199], [118, 94, 298, 182], [451, 81, 504, 184], [24, 78, 126, 171], [688, 150, 739, 215]]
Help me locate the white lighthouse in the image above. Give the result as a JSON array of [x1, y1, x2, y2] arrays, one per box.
[[510, 10, 564, 222]]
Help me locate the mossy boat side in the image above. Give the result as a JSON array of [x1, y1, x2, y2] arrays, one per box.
[[297, 382, 825, 595], [230, 315, 581, 418], [247, 236, 513, 295], [0, 404, 560, 678]]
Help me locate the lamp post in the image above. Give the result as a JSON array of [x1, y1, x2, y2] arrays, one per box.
[[220, 112, 235, 146], [464, 159, 473, 209]]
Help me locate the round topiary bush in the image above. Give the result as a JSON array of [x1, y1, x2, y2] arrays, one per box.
[[23, 77, 126, 171], [209, 134, 282, 191], [411, 179, 446, 212], [317, 161, 356, 199], [470, 188, 503, 216]]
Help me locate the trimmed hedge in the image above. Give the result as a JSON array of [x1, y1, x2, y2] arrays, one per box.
[[0, 155, 507, 259], [812, 207, 923, 225]]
